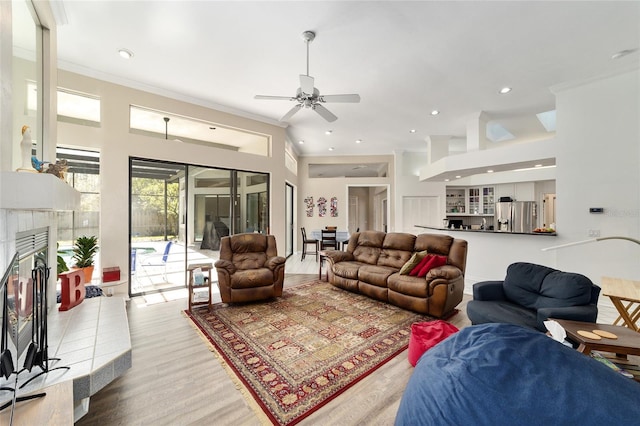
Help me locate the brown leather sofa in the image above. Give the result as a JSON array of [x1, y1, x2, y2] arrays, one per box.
[[214, 233, 286, 303], [323, 231, 467, 318]]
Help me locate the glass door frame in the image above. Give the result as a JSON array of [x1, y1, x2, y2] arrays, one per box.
[[129, 157, 271, 297]]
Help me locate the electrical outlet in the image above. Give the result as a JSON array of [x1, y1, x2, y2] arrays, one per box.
[[588, 229, 601, 237]]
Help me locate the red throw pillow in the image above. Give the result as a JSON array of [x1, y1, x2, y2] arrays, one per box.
[[409, 255, 431, 276], [416, 255, 447, 278]]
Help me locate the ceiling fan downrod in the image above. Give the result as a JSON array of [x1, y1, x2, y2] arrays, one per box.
[[302, 31, 315, 77]]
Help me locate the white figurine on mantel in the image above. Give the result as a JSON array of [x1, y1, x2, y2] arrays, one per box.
[[17, 125, 35, 172]]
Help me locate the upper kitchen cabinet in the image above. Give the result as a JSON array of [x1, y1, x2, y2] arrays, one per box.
[[446, 186, 494, 216], [445, 187, 465, 214]]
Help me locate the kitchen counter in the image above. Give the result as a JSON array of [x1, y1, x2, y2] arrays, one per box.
[[415, 225, 557, 236]]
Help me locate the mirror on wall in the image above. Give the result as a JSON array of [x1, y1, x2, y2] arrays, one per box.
[[12, 0, 42, 169]]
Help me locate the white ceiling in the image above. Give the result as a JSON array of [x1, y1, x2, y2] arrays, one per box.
[[54, 1, 639, 158]]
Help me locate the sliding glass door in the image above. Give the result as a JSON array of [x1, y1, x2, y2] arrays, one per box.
[[129, 158, 269, 297], [129, 159, 186, 295]]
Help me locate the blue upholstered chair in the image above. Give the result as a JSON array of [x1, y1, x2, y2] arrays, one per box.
[[466, 262, 600, 332]]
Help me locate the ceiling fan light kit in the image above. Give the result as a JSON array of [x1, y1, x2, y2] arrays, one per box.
[[255, 30, 360, 123]]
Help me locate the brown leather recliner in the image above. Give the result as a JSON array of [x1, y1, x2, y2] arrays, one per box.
[[214, 233, 286, 303]]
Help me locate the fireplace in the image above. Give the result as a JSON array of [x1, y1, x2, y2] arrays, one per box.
[[11, 227, 49, 360]]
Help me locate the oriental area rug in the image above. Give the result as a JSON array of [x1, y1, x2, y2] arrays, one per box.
[[184, 280, 433, 425]]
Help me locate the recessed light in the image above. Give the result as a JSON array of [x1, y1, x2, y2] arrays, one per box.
[[328, 147, 335, 151], [298, 140, 304, 144], [430, 110, 440, 116], [487, 170, 494, 173], [118, 48, 134, 59], [444, 178, 450, 182], [355, 139, 362, 144], [325, 130, 332, 135], [409, 129, 416, 133], [499, 87, 512, 94], [534, 164, 542, 168], [455, 175, 462, 179]]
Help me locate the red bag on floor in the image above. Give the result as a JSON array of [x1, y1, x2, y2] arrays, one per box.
[[408, 320, 459, 367]]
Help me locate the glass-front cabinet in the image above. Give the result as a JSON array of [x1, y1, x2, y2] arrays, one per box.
[[482, 187, 495, 214], [445, 188, 465, 214], [446, 186, 495, 217]]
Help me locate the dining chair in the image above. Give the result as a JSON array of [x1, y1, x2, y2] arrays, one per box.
[[340, 228, 359, 250], [301, 227, 319, 261], [320, 229, 338, 250]]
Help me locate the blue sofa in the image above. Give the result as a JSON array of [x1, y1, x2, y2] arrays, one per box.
[[395, 323, 640, 426], [466, 262, 600, 332]]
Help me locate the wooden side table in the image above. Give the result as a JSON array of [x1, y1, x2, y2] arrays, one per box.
[[188, 263, 213, 311], [551, 318, 640, 357], [601, 277, 640, 332]]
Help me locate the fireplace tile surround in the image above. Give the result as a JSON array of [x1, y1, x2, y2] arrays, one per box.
[[0, 296, 132, 421], [0, 172, 130, 420]]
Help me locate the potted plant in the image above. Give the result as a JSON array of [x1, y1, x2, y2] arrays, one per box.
[[57, 242, 69, 278], [73, 235, 99, 283]]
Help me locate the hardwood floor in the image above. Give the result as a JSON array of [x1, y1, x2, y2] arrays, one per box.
[[76, 254, 625, 425]]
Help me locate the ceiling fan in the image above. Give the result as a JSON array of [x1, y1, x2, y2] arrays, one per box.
[[254, 31, 360, 123]]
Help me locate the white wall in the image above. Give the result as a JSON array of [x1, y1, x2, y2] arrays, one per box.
[[400, 70, 639, 291], [552, 68, 640, 283], [393, 151, 446, 232], [57, 70, 289, 294], [297, 155, 393, 249]]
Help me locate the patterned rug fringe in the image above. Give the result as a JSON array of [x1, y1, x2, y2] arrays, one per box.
[[183, 310, 273, 425]]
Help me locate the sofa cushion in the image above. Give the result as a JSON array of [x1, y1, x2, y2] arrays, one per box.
[[503, 262, 556, 309], [358, 264, 397, 287], [230, 268, 275, 288], [379, 248, 413, 269], [232, 252, 268, 271], [466, 299, 539, 330], [332, 261, 364, 280], [378, 233, 416, 269], [388, 274, 430, 298], [534, 271, 594, 309], [416, 255, 448, 278], [399, 250, 429, 275]]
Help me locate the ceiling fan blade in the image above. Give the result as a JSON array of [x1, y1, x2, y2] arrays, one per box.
[[255, 95, 294, 101], [313, 104, 338, 122], [299, 75, 315, 95], [280, 104, 303, 122], [319, 94, 361, 103]]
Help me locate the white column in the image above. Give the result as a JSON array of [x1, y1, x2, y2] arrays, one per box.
[[466, 111, 490, 152]]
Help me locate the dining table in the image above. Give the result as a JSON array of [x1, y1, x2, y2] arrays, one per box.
[[310, 230, 350, 244]]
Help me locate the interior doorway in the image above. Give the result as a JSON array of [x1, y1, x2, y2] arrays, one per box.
[[346, 185, 390, 233]]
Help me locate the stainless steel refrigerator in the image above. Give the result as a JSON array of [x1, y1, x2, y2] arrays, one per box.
[[495, 201, 537, 233]]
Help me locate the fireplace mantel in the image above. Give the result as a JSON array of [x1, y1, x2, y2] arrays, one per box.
[[1, 172, 80, 211]]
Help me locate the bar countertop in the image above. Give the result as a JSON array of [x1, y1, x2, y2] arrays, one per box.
[[415, 225, 557, 236]]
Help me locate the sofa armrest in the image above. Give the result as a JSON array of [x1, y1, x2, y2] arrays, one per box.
[[426, 264, 462, 283], [323, 250, 354, 264], [537, 305, 599, 331], [472, 281, 507, 301], [266, 256, 286, 271], [214, 259, 236, 275]]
